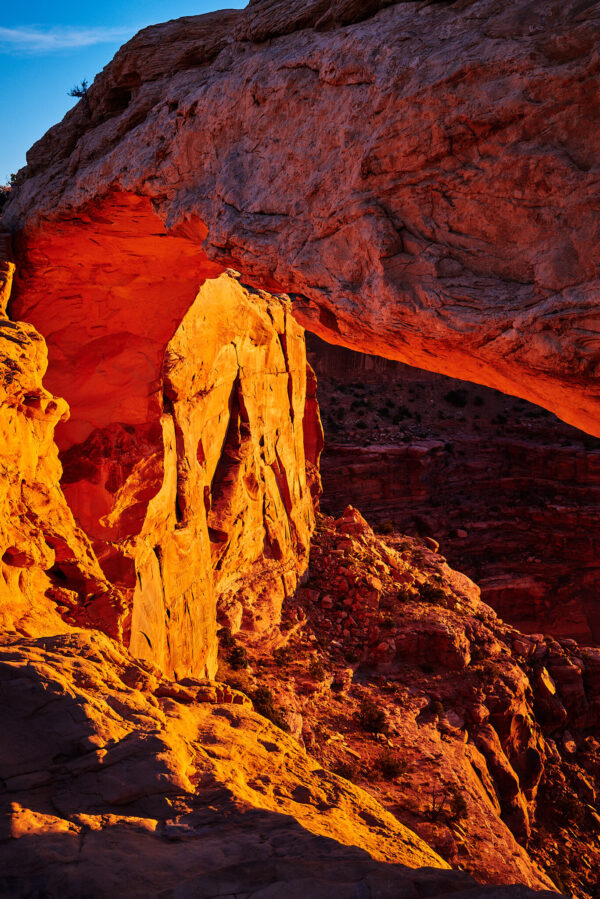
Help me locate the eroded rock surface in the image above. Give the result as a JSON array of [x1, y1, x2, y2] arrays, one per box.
[[0, 315, 120, 640], [0, 1, 597, 894], [5, 0, 600, 435]]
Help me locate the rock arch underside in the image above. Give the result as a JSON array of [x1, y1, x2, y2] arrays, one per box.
[[1, 1, 600, 896]]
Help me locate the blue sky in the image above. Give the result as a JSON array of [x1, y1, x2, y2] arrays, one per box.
[[0, 1, 247, 183]]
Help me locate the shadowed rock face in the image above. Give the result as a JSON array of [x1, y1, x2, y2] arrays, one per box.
[[5, 0, 600, 435]]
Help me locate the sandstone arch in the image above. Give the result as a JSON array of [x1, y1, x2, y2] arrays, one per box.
[[6, 0, 600, 434]]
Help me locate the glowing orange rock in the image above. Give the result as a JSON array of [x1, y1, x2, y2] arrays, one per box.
[[2, 200, 317, 678], [0, 316, 119, 640]]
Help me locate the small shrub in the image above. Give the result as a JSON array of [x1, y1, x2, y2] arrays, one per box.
[[358, 698, 388, 734], [68, 79, 89, 101], [427, 784, 467, 822], [443, 389, 468, 408], [344, 649, 360, 663], [376, 749, 408, 781], [449, 788, 468, 820], [272, 645, 292, 667], [430, 700, 445, 717], [309, 658, 327, 681], [397, 586, 414, 603], [377, 520, 395, 535], [419, 582, 448, 607], [218, 626, 235, 649], [333, 759, 360, 782], [251, 686, 289, 732], [229, 644, 249, 670]]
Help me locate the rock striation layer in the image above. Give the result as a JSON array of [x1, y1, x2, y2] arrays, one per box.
[[0, 313, 119, 641], [5, 0, 600, 435], [60, 271, 316, 679], [0, 0, 597, 893]]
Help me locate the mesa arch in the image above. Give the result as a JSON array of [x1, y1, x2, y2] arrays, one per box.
[[3, 0, 600, 676]]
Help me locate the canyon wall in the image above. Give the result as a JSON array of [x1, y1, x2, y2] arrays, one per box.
[[0, 1, 599, 893], [2, 0, 599, 673], [0, 235, 559, 899]]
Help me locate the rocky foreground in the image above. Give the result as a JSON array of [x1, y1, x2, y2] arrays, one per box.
[[0, 250, 579, 897], [3, 506, 600, 896], [217, 508, 600, 897]]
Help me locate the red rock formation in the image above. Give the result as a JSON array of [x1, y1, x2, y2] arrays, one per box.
[[3, 0, 599, 672], [1, 629, 471, 898], [0, 1, 598, 893], [5, 0, 600, 435]]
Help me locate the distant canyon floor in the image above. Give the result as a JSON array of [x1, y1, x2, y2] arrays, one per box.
[[308, 335, 600, 646]]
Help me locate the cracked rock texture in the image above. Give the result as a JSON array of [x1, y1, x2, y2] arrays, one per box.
[[5, 0, 600, 435], [0, 0, 596, 893], [0, 313, 120, 641]]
